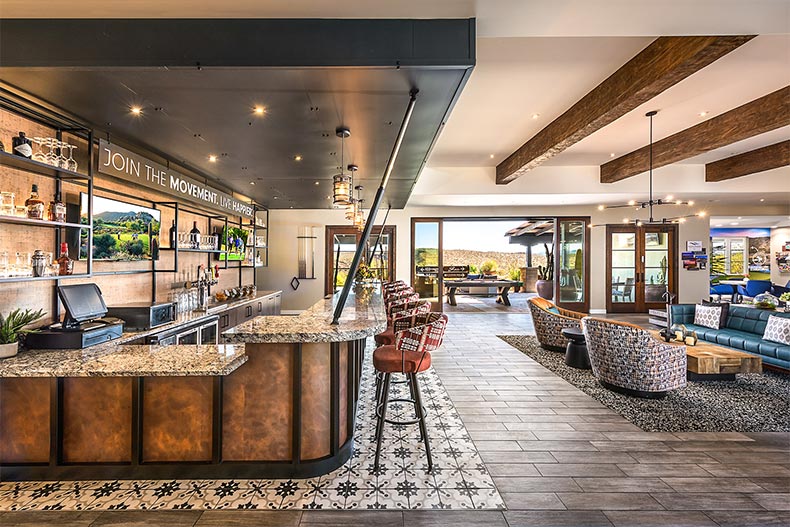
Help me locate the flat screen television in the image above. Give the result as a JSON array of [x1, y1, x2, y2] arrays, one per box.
[[80, 193, 161, 261]]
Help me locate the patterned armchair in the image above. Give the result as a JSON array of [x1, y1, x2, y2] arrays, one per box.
[[384, 286, 414, 303], [385, 292, 420, 317], [581, 317, 687, 398], [527, 297, 586, 352]]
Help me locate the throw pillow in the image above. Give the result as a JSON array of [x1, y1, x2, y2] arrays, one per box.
[[702, 299, 730, 328], [763, 315, 790, 345], [547, 307, 561, 315], [694, 304, 722, 329]]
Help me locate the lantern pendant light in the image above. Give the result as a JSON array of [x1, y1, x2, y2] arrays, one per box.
[[344, 164, 359, 220], [332, 127, 352, 206]]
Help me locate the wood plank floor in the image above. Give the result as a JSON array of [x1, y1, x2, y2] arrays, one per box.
[[1, 313, 787, 526]]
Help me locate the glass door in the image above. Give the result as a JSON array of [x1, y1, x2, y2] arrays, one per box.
[[556, 218, 589, 313], [607, 224, 677, 313], [643, 226, 675, 311], [607, 227, 638, 313], [325, 225, 396, 295], [411, 219, 443, 311]]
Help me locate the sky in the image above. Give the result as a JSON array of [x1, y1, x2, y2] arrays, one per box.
[[416, 220, 526, 252], [81, 193, 161, 218]]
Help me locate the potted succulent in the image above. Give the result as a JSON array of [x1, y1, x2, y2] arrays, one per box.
[[0, 308, 45, 359], [535, 243, 554, 300]]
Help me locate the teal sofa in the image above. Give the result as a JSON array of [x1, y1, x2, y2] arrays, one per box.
[[670, 304, 790, 371]]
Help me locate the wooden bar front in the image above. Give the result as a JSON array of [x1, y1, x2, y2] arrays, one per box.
[[0, 338, 366, 481]]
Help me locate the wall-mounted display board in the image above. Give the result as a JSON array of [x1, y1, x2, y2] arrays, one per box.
[[98, 140, 254, 220]]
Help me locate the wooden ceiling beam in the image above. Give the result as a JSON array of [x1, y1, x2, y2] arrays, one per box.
[[495, 35, 754, 185], [705, 140, 790, 182], [601, 86, 790, 183]]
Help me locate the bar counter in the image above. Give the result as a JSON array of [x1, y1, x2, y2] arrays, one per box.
[[0, 289, 385, 481]]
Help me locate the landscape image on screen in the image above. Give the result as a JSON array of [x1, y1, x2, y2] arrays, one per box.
[[80, 194, 161, 261]]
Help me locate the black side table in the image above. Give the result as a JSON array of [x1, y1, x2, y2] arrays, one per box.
[[561, 327, 591, 370]]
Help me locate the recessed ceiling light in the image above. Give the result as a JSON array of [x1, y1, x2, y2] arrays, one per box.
[[273, 196, 278, 199], [294, 155, 303, 162], [489, 154, 494, 159], [715, 224, 723, 227], [254, 106, 266, 115], [760, 198, 765, 202], [698, 111, 708, 117], [531, 113, 540, 120], [250, 181, 255, 185], [130, 106, 142, 115], [737, 216, 742, 219], [609, 153, 616, 158], [314, 181, 320, 185], [731, 222, 739, 225], [208, 155, 217, 162]]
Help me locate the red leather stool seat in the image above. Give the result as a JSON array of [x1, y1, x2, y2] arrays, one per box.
[[374, 326, 395, 345], [373, 345, 432, 373]]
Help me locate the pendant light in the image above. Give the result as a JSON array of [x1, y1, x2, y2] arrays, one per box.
[[344, 164, 359, 220], [597, 111, 705, 225], [353, 185, 365, 231], [332, 127, 352, 206]]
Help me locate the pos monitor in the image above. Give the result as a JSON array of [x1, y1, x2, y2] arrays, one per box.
[[57, 283, 108, 329]]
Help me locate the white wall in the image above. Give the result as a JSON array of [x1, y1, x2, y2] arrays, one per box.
[[259, 204, 714, 312]]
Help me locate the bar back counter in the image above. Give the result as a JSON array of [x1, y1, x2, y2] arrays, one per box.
[[0, 290, 386, 481]]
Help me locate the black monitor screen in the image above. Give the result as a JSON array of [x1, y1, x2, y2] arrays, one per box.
[[58, 284, 107, 325]]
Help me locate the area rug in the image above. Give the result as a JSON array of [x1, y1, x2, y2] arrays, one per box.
[[0, 347, 503, 511], [498, 334, 790, 433]]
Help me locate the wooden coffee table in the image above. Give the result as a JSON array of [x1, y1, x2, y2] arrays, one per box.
[[650, 331, 762, 381]]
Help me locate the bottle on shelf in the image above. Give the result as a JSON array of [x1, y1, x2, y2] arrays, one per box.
[[57, 242, 73, 276], [25, 184, 45, 220], [190, 221, 201, 249], [48, 198, 67, 222], [168, 219, 176, 248]]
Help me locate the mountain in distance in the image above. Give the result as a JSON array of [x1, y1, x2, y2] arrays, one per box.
[[94, 210, 156, 224]]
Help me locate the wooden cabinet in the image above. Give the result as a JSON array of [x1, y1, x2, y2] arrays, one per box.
[[217, 293, 281, 331]]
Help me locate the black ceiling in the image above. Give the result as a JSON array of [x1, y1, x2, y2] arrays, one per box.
[[0, 19, 475, 209]]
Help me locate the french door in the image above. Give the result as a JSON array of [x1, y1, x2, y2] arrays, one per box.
[[325, 225, 396, 295], [606, 224, 677, 313]]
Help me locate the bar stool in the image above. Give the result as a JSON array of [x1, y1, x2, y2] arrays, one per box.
[[373, 312, 448, 471], [375, 300, 431, 346], [384, 288, 415, 305]]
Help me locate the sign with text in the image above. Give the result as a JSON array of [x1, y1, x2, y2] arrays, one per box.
[[98, 140, 254, 219]]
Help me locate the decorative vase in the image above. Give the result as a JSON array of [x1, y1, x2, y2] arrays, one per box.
[[753, 293, 779, 310], [535, 279, 554, 300], [0, 341, 18, 359]]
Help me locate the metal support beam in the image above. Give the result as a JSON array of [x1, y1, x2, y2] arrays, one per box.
[[367, 205, 392, 267], [332, 89, 418, 325]]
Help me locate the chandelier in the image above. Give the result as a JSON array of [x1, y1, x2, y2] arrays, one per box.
[[598, 110, 705, 226], [332, 127, 352, 206]]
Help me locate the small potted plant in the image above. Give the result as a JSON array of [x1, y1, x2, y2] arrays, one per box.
[[480, 260, 498, 277], [781, 292, 790, 312], [0, 308, 45, 359], [535, 243, 554, 300]]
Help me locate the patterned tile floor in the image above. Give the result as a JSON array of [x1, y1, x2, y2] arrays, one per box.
[[0, 344, 503, 512]]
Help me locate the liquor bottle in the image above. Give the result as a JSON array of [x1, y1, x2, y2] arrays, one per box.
[[48, 199, 67, 222], [190, 221, 201, 249], [168, 220, 176, 248], [57, 242, 73, 276], [25, 184, 45, 219]]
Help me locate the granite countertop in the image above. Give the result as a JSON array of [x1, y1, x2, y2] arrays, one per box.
[[0, 344, 247, 378], [224, 288, 387, 343]]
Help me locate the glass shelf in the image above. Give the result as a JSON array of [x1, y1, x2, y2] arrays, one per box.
[[0, 151, 89, 180], [0, 274, 91, 284], [0, 215, 90, 230]]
